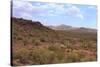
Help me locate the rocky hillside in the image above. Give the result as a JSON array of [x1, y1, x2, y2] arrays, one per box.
[[12, 17, 97, 66]]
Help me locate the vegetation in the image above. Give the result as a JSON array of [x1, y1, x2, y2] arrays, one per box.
[[12, 17, 97, 66]]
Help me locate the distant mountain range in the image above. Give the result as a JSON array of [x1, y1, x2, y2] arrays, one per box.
[[48, 24, 73, 30], [47, 24, 97, 33]]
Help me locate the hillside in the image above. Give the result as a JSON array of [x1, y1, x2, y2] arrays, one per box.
[[12, 17, 97, 66]]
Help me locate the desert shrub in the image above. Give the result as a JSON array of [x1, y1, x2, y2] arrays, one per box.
[[28, 46, 66, 64], [65, 42, 73, 50], [79, 39, 84, 42], [65, 50, 84, 62], [13, 47, 61, 65], [39, 37, 48, 42], [81, 40, 95, 50], [19, 28, 24, 33], [23, 40, 29, 46], [62, 40, 71, 48], [29, 33, 33, 37], [40, 38, 46, 42], [17, 36, 23, 41], [48, 45, 61, 51], [12, 48, 32, 65], [30, 48, 55, 64], [32, 39, 41, 46], [48, 44, 66, 62], [66, 53, 80, 62], [80, 56, 97, 62]]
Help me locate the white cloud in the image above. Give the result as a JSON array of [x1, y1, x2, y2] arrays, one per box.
[[20, 12, 33, 20], [13, 0, 45, 20], [88, 6, 96, 9], [13, 0, 84, 20], [66, 6, 80, 15], [13, 0, 68, 17], [13, 0, 33, 12], [35, 3, 65, 16], [66, 5, 84, 19], [76, 14, 84, 20], [48, 3, 64, 9]]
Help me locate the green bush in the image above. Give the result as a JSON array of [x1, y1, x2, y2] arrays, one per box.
[[48, 45, 61, 51], [12, 48, 32, 65], [65, 50, 84, 62], [32, 39, 41, 46], [30, 48, 55, 64]]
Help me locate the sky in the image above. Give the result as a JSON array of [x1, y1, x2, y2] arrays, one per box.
[[12, 0, 97, 29]]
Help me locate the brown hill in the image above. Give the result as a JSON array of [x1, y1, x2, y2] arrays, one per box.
[[12, 17, 97, 66]]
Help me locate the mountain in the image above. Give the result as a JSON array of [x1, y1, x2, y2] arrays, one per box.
[[12, 17, 97, 66], [48, 24, 73, 30], [48, 24, 97, 33], [73, 27, 97, 33]]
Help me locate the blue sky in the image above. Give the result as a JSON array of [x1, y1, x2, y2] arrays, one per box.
[[12, 0, 97, 29]]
